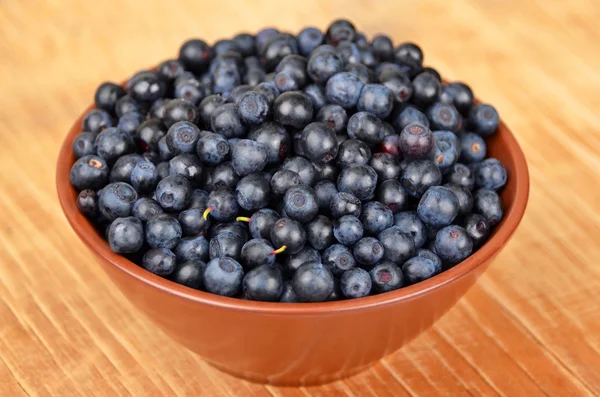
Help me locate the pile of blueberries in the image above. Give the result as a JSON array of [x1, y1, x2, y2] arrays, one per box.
[[69, 20, 507, 302]]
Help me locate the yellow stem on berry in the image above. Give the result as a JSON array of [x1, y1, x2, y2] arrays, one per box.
[[203, 206, 215, 220], [236, 216, 251, 223], [271, 246, 287, 255]]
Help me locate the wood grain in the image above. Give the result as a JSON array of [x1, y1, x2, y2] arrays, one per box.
[[1, 0, 600, 395]]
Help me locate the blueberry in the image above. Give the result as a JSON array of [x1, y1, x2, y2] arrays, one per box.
[[336, 139, 372, 167], [117, 112, 144, 137], [210, 221, 249, 243], [198, 94, 225, 128], [98, 182, 137, 221], [336, 41, 361, 64], [248, 208, 280, 240], [248, 122, 290, 165], [462, 213, 491, 248], [376, 180, 408, 214], [115, 95, 145, 118], [157, 59, 186, 83], [322, 244, 356, 276], [328, 278, 343, 301], [301, 122, 339, 163], [82, 109, 113, 134], [77, 189, 98, 218], [275, 54, 309, 87], [196, 132, 230, 166], [393, 105, 429, 132], [371, 34, 394, 61], [270, 218, 306, 255], [240, 239, 275, 270], [136, 119, 167, 152], [211, 103, 247, 138], [132, 197, 163, 223], [271, 170, 302, 196], [237, 91, 270, 125], [95, 128, 134, 164], [402, 251, 442, 284], [260, 33, 299, 71], [158, 136, 175, 161], [155, 174, 192, 211], [236, 172, 271, 211], [337, 164, 378, 201], [345, 63, 373, 85], [316, 104, 348, 133], [400, 160, 442, 198], [273, 91, 314, 129], [394, 42, 423, 64], [417, 186, 460, 228], [474, 158, 507, 191], [444, 184, 473, 215], [360, 201, 393, 236], [165, 121, 201, 154], [178, 39, 212, 74], [380, 134, 401, 158], [214, 39, 240, 55], [243, 265, 283, 301], [353, 237, 384, 268], [357, 84, 394, 119], [245, 68, 264, 86], [325, 72, 363, 109], [73, 132, 97, 159], [108, 217, 144, 254], [95, 82, 125, 113], [313, 180, 338, 214], [446, 163, 475, 190], [369, 153, 401, 181], [232, 33, 255, 56], [435, 225, 473, 265], [313, 162, 339, 183], [231, 139, 268, 177], [169, 152, 204, 186], [286, 246, 321, 275], [411, 72, 440, 108], [70, 155, 109, 191], [145, 214, 182, 249], [281, 156, 316, 185], [130, 160, 158, 193], [307, 46, 344, 84], [187, 189, 209, 209], [381, 71, 413, 105], [473, 188, 503, 226], [209, 231, 243, 261], [399, 123, 434, 159], [347, 111, 384, 144], [326, 19, 356, 45], [378, 226, 416, 264], [292, 262, 334, 302], [459, 132, 487, 163], [280, 281, 299, 302], [429, 130, 460, 174], [206, 188, 240, 222], [211, 162, 239, 190], [142, 248, 177, 277], [422, 67, 441, 81], [283, 185, 318, 223], [305, 215, 335, 251], [469, 104, 499, 137], [298, 27, 324, 56], [333, 215, 363, 246], [203, 257, 244, 297], [110, 154, 147, 185], [161, 98, 199, 128], [253, 82, 280, 104], [340, 268, 371, 299], [439, 82, 474, 115], [127, 71, 166, 103], [178, 208, 210, 236], [369, 261, 404, 293], [172, 260, 206, 290], [427, 102, 461, 132], [393, 211, 427, 248], [173, 236, 209, 263]]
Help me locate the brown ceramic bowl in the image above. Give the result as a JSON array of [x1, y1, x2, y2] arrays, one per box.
[[57, 97, 529, 386]]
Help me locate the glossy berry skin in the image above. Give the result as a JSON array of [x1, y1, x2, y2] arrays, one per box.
[[399, 123, 434, 159], [132, 197, 163, 223], [252, 82, 279, 105], [380, 71, 412, 105], [336, 139, 371, 167], [297, 27, 324, 56], [393, 105, 429, 132], [248, 122, 290, 165], [400, 160, 442, 198], [95, 82, 125, 113], [469, 104, 499, 137], [231, 139, 269, 177], [196, 132, 230, 166], [446, 163, 475, 190], [473, 188, 503, 226], [279, 282, 298, 302], [247, 209, 279, 240], [77, 189, 98, 218], [178, 39, 212, 74], [347, 111, 384, 144], [228, 85, 253, 104], [73, 132, 97, 159], [439, 82, 474, 115], [283, 185, 318, 223], [340, 268, 372, 299], [417, 186, 460, 228], [145, 214, 182, 249], [168, 153, 204, 187], [142, 248, 177, 277], [283, 246, 318, 275], [210, 221, 249, 242], [411, 72, 441, 108], [82, 109, 113, 134], [203, 257, 244, 297], [110, 152, 145, 183], [209, 231, 243, 261], [474, 158, 507, 191], [292, 262, 334, 302], [178, 208, 210, 236], [325, 72, 364, 109], [429, 130, 460, 174], [370, 261, 404, 293], [459, 132, 487, 164], [393, 211, 427, 248], [155, 174, 191, 211], [321, 244, 355, 276], [360, 201, 393, 236], [243, 265, 283, 301], [130, 161, 158, 193], [236, 172, 271, 211], [306, 215, 335, 251], [333, 215, 363, 246], [163, 98, 199, 128], [274, 71, 300, 92], [211, 162, 239, 190], [150, 98, 171, 120], [378, 226, 416, 264], [435, 225, 473, 265], [127, 71, 166, 103], [337, 164, 378, 201], [395, 42, 423, 64], [211, 103, 247, 138], [313, 180, 338, 214], [369, 153, 401, 181], [116, 112, 143, 139], [313, 162, 338, 183], [260, 33, 299, 71], [237, 91, 270, 125], [380, 135, 401, 158], [463, 213, 491, 248], [70, 155, 109, 191], [165, 121, 201, 155], [316, 104, 348, 133], [402, 250, 442, 284], [157, 59, 186, 82], [281, 156, 316, 186], [273, 91, 314, 129], [187, 189, 209, 209], [427, 102, 461, 132], [240, 239, 275, 270], [108, 217, 144, 254], [330, 192, 362, 218], [270, 218, 306, 255], [198, 95, 225, 128], [376, 180, 408, 214], [271, 170, 302, 196], [357, 84, 394, 119], [172, 260, 206, 290], [353, 237, 384, 268], [371, 34, 394, 61], [445, 184, 473, 215], [95, 128, 134, 165], [115, 95, 146, 118], [98, 182, 138, 221], [326, 19, 355, 45], [206, 188, 240, 222], [307, 46, 343, 84], [137, 119, 167, 152], [345, 63, 372, 85], [301, 122, 339, 163]]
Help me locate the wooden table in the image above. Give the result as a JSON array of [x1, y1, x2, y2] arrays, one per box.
[[1, 0, 599, 395]]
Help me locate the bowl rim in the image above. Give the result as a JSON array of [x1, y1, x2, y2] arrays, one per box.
[[57, 101, 529, 316]]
